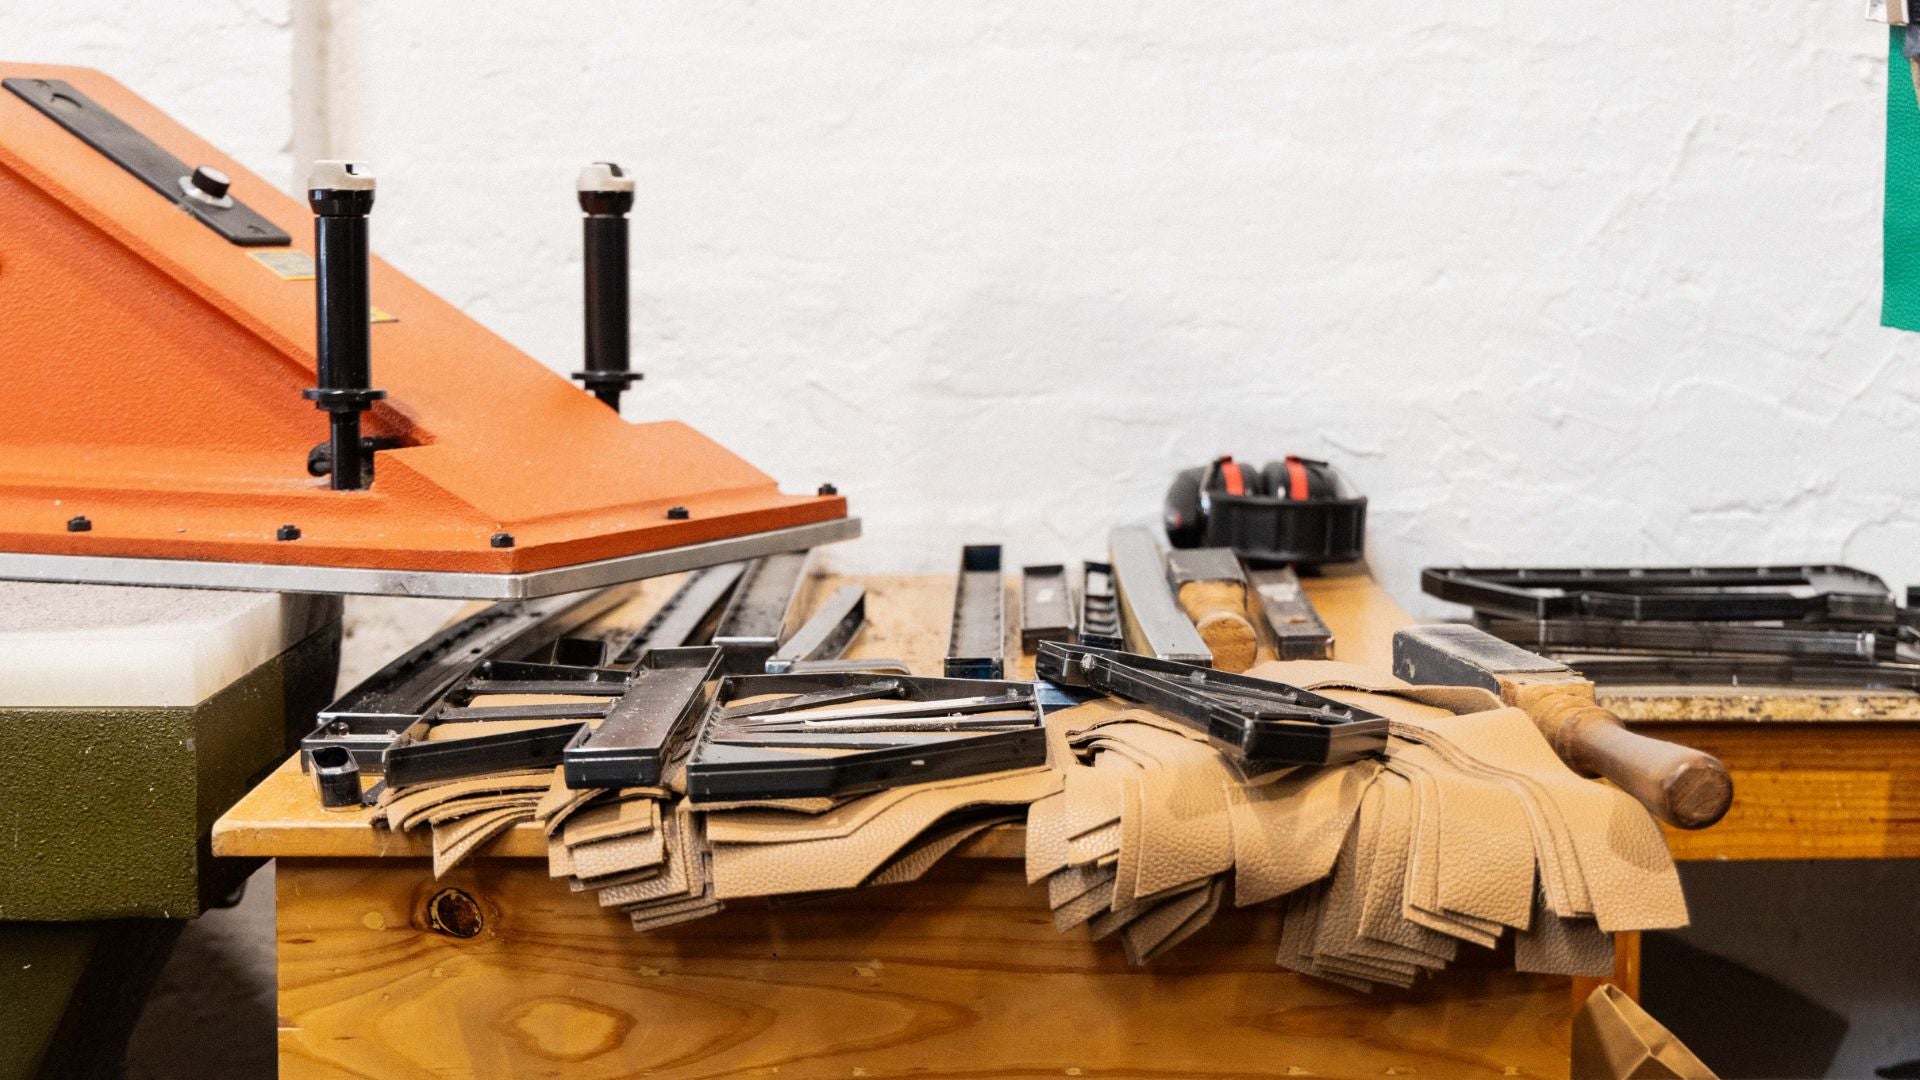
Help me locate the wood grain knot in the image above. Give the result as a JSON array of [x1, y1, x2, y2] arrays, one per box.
[[427, 887, 484, 938]]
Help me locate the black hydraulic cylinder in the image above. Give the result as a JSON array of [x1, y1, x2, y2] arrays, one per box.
[[572, 162, 641, 410], [302, 160, 385, 490]]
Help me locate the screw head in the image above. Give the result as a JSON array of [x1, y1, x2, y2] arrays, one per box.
[[666, 506, 690, 520], [66, 515, 91, 533], [490, 531, 515, 548], [276, 524, 302, 541], [817, 483, 838, 496]]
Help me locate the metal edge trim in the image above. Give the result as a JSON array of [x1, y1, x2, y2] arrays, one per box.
[[0, 517, 863, 600]]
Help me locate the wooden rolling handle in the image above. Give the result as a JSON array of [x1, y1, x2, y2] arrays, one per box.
[[1175, 580, 1259, 673], [1527, 692, 1733, 830]]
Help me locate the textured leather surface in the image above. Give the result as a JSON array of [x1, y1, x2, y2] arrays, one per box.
[[366, 658, 1690, 981], [432, 806, 533, 878], [377, 769, 550, 828], [561, 797, 659, 847], [569, 826, 666, 882], [711, 767, 1060, 898], [1229, 760, 1379, 907], [1027, 664, 1691, 990], [867, 815, 1013, 886]]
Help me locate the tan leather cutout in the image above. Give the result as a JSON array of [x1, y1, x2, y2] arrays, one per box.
[[432, 806, 532, 877], [711, 767, 1060, 898], [561, 797, 659, 847]]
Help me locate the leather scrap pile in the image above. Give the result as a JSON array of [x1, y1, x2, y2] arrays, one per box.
[[373, 769, 554, 878], [1025, 659, 1689, 989], [358, 650, 1689, 991], [530, 672, 1060, 929], [311, 547, 1707, 995], [541, 777, 714, 931]]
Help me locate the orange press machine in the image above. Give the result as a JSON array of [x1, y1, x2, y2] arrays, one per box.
[[0, 64, 856, 599]]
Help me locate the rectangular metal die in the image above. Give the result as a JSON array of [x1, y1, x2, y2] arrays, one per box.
[[946, 545, 1007, 678]]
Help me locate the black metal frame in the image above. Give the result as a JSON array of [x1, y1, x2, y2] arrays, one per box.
[[1546, 653, 1920, 692], [1246, 564, 1335, 660], [945, 545, 1006, 678], [712, 552, 810, 673], [1478, 616, 1893, 662], [1019, 563, 1076, 651], [5, 77, 292, 246], [300, 566, 752, 798], [561, 647, 724, 789], [1035, 642, 1388, 767], [1078, 560, 1124, 650], [684, 672, 1046, 801], [764, 583, 866, 674], [304, 588, 633, 771], [1422, 565, 1896, 623], [1421, 563, 1920, 690]]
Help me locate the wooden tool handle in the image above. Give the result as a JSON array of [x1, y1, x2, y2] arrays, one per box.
[[1175, 580, 1258, 673], [1526, 692, 1732, 830]]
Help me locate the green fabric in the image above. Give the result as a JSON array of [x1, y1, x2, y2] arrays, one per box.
[[1885, 28, 1920, 330]]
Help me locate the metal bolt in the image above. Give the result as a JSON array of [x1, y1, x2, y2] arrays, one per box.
[[276, 524, 302, 541], [490, 531, 515, 548], [666, 506, 690, 520], [66, 515, 91, 533], [817, 483, 838, 496]]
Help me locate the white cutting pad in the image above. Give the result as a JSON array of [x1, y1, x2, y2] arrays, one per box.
[[0, 582, 332, 707]]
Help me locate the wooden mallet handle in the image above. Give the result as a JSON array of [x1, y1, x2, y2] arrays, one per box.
[[1175, 580, 1259, 672], [1526, 691, 1733, 830]]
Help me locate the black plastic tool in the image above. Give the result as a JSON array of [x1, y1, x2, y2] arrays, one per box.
[[572, 162, 642, 410], [302, 161, 385, 490], [684, 672, 1046, 801], [562, 647, 724, 789], [1035, 641, 1388, 767], [1422, 565, 1897, 623], [1421, 563, 1920, 690]]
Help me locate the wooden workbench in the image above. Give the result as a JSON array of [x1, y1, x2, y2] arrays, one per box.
[[1606, 684, 1920, 861], [218, 570, 1596, 1079]]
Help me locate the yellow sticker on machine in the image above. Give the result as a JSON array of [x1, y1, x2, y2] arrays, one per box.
[[250, 250, 314, 280], [250, 251, 398, 322]]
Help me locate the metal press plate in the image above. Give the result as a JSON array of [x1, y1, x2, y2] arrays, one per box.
[[0, 518, 861, 600]]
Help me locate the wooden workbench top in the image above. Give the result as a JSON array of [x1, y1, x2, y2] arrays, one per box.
[[214, 564, 1920, 865], [213, 566, 1409, 860]]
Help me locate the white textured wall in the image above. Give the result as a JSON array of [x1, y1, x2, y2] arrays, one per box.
[[0, 1, 300, 186], [312, 3, 1912, 613], [8, 3, 1910, 611]]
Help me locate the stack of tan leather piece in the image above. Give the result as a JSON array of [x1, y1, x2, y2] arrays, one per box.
[[701, 766, 1058, 901], [372, 707, 630, 877], [373, 769, 552, 877], [530, 681, 1064, 930], [1025, 659, 1689, 989]]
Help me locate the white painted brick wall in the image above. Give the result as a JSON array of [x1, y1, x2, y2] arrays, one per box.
[[9, 3, 1913, 612]]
